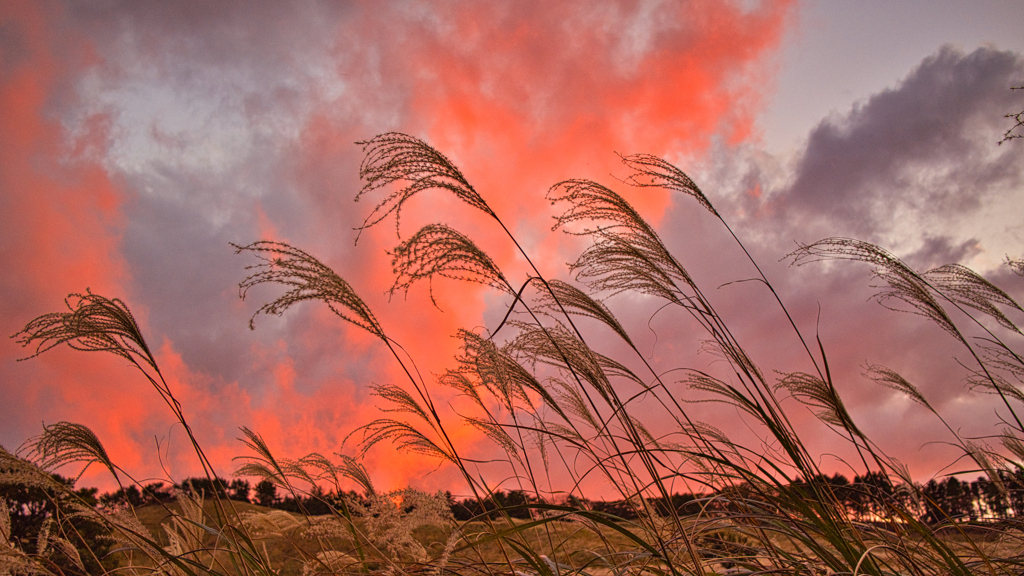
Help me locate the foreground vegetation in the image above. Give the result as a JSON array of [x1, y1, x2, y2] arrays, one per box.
[[3, 133, 1024, 575]]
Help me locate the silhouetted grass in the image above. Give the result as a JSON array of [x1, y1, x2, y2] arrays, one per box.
[[5, 133, 1023, 575]]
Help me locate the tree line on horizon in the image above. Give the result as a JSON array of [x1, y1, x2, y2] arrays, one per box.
[[6, 468, 1023, 552]]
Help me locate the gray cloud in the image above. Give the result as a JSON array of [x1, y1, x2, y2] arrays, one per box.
[[663, 45, 1024, 476], [776, 46, 1024, 245]]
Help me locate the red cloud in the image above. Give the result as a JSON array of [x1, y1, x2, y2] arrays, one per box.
[[0, 1, 165, 486], [2, 0, 797, 493], [281, 0, 796, 488]]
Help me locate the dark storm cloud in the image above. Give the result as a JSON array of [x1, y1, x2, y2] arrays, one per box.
[[664, 45, 1024, 476], [775, 45, 1024, 241]]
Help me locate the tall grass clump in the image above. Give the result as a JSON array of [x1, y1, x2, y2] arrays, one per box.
[[6, 132, 1024, 575]]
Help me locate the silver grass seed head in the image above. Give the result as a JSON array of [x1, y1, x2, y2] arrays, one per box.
[[863, 364, 934, 412], [236, 240, 387, 341], [371, 383, 432, 426], [1007, 256, 1024, 276], [13, 289, 155, 370], [534, 279, 634, 347], [356, 132, 495, 240], [388, 223, 513, 307], [619, 153, 718, 217], [922, 263, 1023, 334], [787, 238, 961, 340], [22, 422, 117, 483], [548, 180, 694, 299], [682, 373, 761, 420], [775, 371, 859, 434]]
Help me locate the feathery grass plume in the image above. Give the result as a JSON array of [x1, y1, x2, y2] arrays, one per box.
[[699, 339, 765, 385], [21, 422, 118, 484], [863, 364, 934, 411], [541, 420, 586, 448], [388, 223, 513, 307], [1000, 429, 1024, 461], [240, 510, 302, 538], [34, 519, 51, 557], [963, 440, 1006, 492], [354, 488, 454, 565], [570, 233, 687, 305], [787, 238, 961, 340], [619, 153, 718, 217], [354, 419, 454, 463], [162, 488, 208, 560], [626, 416, 660, 451], [533, 279, 634, 347], [33, 521, 80, 570], [922, 263, 1024, 333], [886, 458, 916, 489], [235, 428, 346, 526], [437, 370, 487, 412], [507, 321, 614, 402], [356, 132, 495, 239], [775, 372, 861, 435], [235, 240, 386, 341], [289, 452, 352, 495], [463, 417, 521, 463], [548, 179, 661, 236], [331, 453, 376, 497], [234, 427, 291, 489], [1008, 255, 1024, 276], [791, 239, 1024, 438], [680, 421, 732, 449], [977, 342, 1024, 379], [302, 550, 359, 576], [11, 291, 240, 549], [552, 378, 602, 433], [1, 501, 46, 575], [547, 179, 693, 301], [453, 329, 566, 419], [593, 351, 646, 388], [12, 290, 156, 370], [1, 447, 135, 575], [1, 499, 13, 540], [371, 383, 434, 427], [102, 507, 164, 560], [681, 373, 762, 420], [1, 446, 74, 495], [620, 153, 833, 384], [280, 453, 330, 489], [965, 371, 1024, 404], [46, 534, 86, 574], [865, 366, 1013, 493]]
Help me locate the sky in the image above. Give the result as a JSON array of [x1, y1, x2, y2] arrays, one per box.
[[2, 0, 1023, 497]]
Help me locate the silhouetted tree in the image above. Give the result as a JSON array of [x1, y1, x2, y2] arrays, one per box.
[[178, 476, 229, 499], [851, 472, 895, 521], [100, 485, 145, 509], [942, 477, 972, 521], [100, 482, 173, 508], [254, 479, 278, 507], [1004, 470, 1024, 518], [228, 479, 251, 502]]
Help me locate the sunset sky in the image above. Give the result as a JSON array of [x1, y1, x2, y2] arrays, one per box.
[[2, 0, 1023, 495]]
